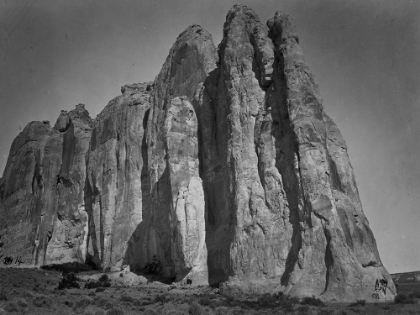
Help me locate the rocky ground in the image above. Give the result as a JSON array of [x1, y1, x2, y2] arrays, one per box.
[[0, 267, 419, 315]]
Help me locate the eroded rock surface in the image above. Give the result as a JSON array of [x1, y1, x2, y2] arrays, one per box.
[[0, 105, 92, 266], [0, 4, 394, 301], [85, 83, 151, 270]]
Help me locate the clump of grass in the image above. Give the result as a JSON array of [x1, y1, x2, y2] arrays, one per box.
[[57, 272, 80, 290], [120, 294, 135, 304], [33, 295, 51, 308], [349, 299, 366, 306], [154, 293, 168, 304], [4, 301, 18, 312], [408, 290, 420, 299], [395, 293, 416, 304], [188, 301, 204, 315], [85, 274, 111, 289], [64, 300, 73, 307], [296, 305, 310, 314], [105, 308, 125, 315], [16, 298, 28, 308], [0, 289, 8, 301], [300, 295, 325, 306]]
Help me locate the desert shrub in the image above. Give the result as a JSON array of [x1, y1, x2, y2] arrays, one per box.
[[349, 299, 366, 306], [120, 294, 135, 304], [198, 295, 213, 306], [0, 289, 8, 301], [4, 301, 18, 312], [85, 274, 111, 289], [154, 293, 168, 304], [409, 290, 420, 299], [395, 293, 416, 304], [105, 308, 125, 315], [188, 301, 204, 315], [16, 298, 28, 308], [96, 298, 114, 310], [41, 262, 94, 274], [33, 295, 51, 307], [300, 295, 325, 306], [144, 255, 162, 275], [296, 305, 310, 314], [57, 272, 80, 290], [277, 292, 300, 312], [96, 287, 106, 293], [65, 300, 74, 307]]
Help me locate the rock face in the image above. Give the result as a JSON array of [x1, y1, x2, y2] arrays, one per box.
[[0, 4, 395, 301], [84, 82, 151, 271], [0, 105, 92, 266]]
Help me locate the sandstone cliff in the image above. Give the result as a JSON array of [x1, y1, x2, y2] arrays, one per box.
[[0, 4, 395, 301]]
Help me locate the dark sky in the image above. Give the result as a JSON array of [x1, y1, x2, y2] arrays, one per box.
[[0, 0, 419, 273]]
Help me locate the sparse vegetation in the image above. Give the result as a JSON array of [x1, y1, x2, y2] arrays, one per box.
[[0, 289, 8, 301], [41, 262, 94, 274], [57, 272, 80, 290], [189, 301, 204, 315], [85, 274, 111, 289], [300, 295, 325, 306], [4, 301, 18, 312], [349, 299, 366, 306], [2, 267, 420, 315], [33, 295, 51, 307], [395, 293, 417, 304]]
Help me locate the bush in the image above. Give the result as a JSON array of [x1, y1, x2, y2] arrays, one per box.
[[4, 301, 18, 312], [85, 274, 111, 289], [0, 289, 8, 301], [57, 272, 80, 290], [96, 287, 106, 293], [120, 294, 135, 304], [154, 294, 168, 304], [16, 298, 28, 308], [395, 293, 416, 304], [33, 296, 51, 307], [144, 255, 162, 275], [188, 301, 204, 315], [408, 290, 420, 299], [349, 299, 366, 306], [64, 300, 73, 307], [300, 295, 325, 306], [41, 262, 94, 274], [105, 308, 125, 315]]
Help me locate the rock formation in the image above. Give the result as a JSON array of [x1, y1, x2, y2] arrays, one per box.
[[0, 4, 395, 301]]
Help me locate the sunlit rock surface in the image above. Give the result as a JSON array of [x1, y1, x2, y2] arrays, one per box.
[[0, 4, 395, 301]]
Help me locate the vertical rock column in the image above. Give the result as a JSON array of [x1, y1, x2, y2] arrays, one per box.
[[165, 96, 207, 284], [45, 104, 93, 265], [0, 121, 62, 266], [266, 11, 395, 300], [143, 24, 216, 281], [201, 4, 290, 292], [85, 84, 151, 270]]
